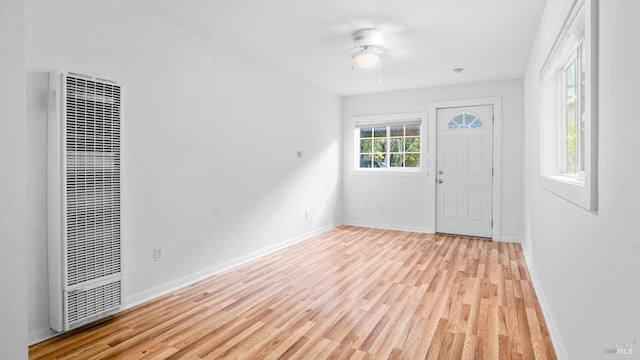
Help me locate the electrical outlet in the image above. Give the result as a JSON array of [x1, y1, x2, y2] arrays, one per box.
[[304, 210, 309, 220], [154, 247, 163, 262]]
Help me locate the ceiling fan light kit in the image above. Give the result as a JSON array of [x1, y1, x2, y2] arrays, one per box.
[[353, 50, 380, 68]]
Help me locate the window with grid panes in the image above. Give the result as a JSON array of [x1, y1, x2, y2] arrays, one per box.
[[357, 122, 421, 169]]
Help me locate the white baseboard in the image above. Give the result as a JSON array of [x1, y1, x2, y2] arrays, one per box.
[[29, 328, 60, 346], [499, 235, 521, 243], [521, 246, 569, 360], [124, 223, 340, 309], [342, 220, 433, 234], [343, 221, 523, 245], [28, 223, 340, 346]]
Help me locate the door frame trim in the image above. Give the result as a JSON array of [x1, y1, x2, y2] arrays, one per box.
[[428, 97, 502, 241]]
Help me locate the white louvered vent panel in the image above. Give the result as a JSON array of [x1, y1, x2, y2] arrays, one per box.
[[65, 75, 121, 286], [66, 280, 122, 328], [48, 71, 124, 332]]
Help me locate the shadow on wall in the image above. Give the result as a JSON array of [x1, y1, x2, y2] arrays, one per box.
[[25, 69, 342, 344]]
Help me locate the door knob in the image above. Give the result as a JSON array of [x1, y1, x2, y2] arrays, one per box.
[[438, 179, 443, 184]]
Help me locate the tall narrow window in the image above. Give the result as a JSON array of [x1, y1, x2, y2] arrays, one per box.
[[563, 54, 580, 175], [540, 0, 598, 211]]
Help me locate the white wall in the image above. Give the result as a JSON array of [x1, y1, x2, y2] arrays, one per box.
[[342, 80, 524, 240], [26, 0, 342, 343], [523, 1, 640, 358], [0, 0, 28, 358]]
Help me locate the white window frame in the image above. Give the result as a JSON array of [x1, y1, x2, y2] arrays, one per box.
[[352, 113, 426, 174], [540, 0, 598, 211]]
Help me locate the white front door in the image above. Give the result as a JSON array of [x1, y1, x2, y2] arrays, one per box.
[[436, 105, 493, 238]]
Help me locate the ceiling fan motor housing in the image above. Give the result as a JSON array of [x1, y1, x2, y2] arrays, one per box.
[[352, 28, 383, 48]]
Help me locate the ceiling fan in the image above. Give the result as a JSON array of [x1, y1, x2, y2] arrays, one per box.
[[349, 28, 388, 69]]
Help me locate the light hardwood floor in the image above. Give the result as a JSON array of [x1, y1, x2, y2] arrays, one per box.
[[30, 225, 556, 359]]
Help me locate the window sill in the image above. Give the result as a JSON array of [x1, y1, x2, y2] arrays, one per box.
[[540, 175, 596, 211], [352, 168, 428, 178], [551, 173, 584, 185]]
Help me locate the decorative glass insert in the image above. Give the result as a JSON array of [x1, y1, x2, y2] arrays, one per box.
[[447, 113, 484, 129], [358, 123, 420, 169]]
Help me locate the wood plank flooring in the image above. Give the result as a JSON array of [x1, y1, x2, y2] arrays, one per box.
[[30, 225, 556, 359]]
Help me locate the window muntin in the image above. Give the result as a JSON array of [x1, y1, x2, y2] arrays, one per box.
[[357, 123, 421, 169]]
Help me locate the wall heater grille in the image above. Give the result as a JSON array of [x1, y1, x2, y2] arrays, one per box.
[[48, 71, 124, 332]]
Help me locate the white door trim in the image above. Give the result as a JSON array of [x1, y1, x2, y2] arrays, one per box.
[[428, 97, 502, 241]]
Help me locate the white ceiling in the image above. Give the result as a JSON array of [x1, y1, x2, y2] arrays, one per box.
[[121, 0, 547, 96]]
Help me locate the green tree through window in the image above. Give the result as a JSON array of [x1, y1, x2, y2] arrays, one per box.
[[358, 123, 420, 169]]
